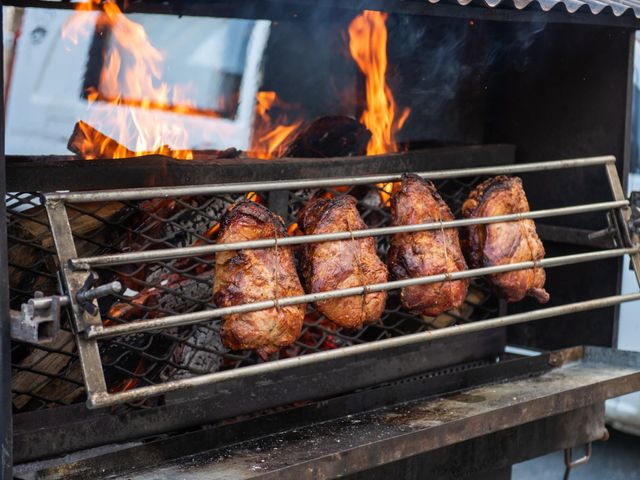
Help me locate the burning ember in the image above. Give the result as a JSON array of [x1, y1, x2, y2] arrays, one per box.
[[62, 0, 195, 160], [348, 11, 410, 203], [250, 91, 303, 159]]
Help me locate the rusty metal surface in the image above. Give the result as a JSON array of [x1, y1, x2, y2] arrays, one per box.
[[343, 404, 606, 480], [13, 330, 505, 463], [121, 347, 639, 480], [15, 346, 640, 480]]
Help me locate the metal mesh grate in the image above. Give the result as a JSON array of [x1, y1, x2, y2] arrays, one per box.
[[8, 193, 85, 411], [8, 178, 498, 411]]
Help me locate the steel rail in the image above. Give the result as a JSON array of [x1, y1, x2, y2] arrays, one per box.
[[87, 290, 640, 408], [69, 199, 629, 269], [46, 156, 615, 203], [85, 246, 639, 340]]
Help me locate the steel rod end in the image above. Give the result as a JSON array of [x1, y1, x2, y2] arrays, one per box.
[[109, 281, 124, 294], [86, 393, 109, 410], [85, 325, 102, 339]]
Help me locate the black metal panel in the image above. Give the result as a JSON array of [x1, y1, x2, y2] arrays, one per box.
[[13, 328, 505, 463], [484, 23, 635, 349], [6, 144, 515, 192]]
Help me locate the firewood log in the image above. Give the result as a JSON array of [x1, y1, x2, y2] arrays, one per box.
[[68, 120, 240, 160], [67, 121, 135, 159], [282, 116, 371, 158], [11, 330, 79, 409]]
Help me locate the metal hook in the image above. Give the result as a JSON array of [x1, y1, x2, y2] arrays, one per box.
[[563, 442, 592, 480]]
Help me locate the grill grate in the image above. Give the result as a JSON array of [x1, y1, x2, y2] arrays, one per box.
[[10, 154, 640, 410], [8, 193, 85, 411], [8, 177, 496, 411]]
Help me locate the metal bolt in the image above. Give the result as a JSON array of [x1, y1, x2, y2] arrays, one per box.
[[76, 281, 123, 304]]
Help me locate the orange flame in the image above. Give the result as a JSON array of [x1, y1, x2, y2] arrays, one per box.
[[109, 357, 146, 394], [287, 222, 302, 236], [245, 191, 264, 203], [250, 91, 303, 159], [348, 11, 410, 204], [62, 1, 194, 159]]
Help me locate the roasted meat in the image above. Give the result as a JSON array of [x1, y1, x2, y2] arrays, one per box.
[[387, 174, 469, 317], [213, 200, 306, 358], [298, 195, 388, 329], [461, 175, 549, 303]]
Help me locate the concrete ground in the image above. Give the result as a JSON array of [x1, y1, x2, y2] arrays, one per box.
[[513, 428, 640, 479]]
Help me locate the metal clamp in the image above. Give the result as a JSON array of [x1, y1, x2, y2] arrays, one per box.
[[10, 292, 65, 345], [9, 281, 122, 345], [588, 211, 626, 247], [588, 192, 640, 248], [563, 442, 592, 480]]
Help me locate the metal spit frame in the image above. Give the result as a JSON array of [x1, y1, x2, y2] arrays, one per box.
[[42, 154, 640, 408]]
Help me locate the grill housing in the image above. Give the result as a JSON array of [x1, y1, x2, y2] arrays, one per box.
[[4, 1, 640, 476]]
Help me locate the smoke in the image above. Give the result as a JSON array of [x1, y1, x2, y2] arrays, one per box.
[[257, 10, 549, 146], [385, 16, 548, 144], [486, 21, 548, 71]]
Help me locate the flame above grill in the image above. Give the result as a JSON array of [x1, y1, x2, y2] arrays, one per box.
[[63, 0, 195, 160], [348, 11, 411, 204], [250, 91, 304, 159], [62, 4, 409, 168]]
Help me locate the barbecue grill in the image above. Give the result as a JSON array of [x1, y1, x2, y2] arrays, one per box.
[[4, 1, 640, 479]]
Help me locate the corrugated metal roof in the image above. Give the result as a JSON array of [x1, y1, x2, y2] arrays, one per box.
[[12, 0, 640, 24], [427, 0, 640, 19]]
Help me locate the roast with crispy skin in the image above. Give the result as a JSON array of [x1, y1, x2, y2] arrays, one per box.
[[461, 175, 549, 303], [213, 200, 306, 358], [298, 195, 388, 329], [387, 174, 469, 317]]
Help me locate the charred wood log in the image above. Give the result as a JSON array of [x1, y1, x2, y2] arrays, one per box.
[[67, 121, 240, 160], [67, 121, 135, 159], [283, 116, 370, 158]]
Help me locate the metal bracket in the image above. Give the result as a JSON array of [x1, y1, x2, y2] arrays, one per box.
[[588, 210, 625, 247], [587, 190, 640, 248], [74, 275, 123, 316], [9, 292, 65, 345], [563, 442, 592, 480], [604, 164, 640, 288], [9, 281, 123, 345]]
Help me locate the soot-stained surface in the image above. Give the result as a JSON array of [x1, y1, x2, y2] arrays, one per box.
[[117, 360, 640, 480]]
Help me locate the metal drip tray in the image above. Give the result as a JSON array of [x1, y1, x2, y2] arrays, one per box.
[[15, 346, 640, 480]]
